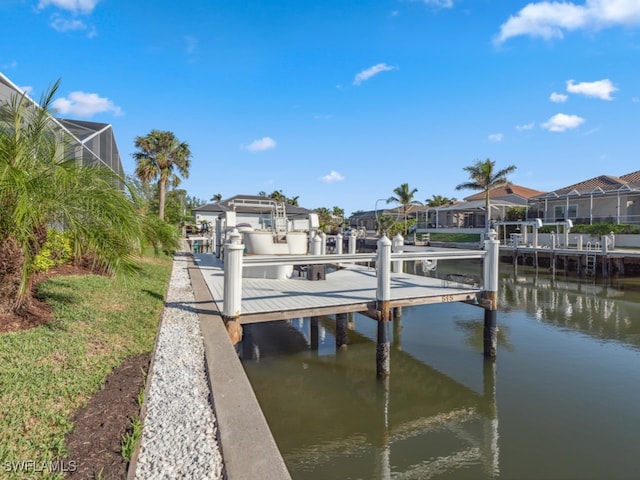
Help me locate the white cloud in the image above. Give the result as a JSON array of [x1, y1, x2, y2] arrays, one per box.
[[632, 97, 640, 103], [50, 15, 91, 33], [495, 0, 640, 44], [242, 137, 277, 152], [320, 170, 345, 183], [52, 91, 123, 117], [421, 0, 454, 8], [488, 133, 503, 142], [550, 92, 568, 103], [566, 78, 618, 100], [516, 122, 535, 131], [542, 113, 585, 132], [38, 0, 101, 15], [353, 63, 396, 86]]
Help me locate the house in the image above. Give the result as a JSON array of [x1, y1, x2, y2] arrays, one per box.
[[192, 194, 315, 232], [348, 205, 425, 232], [527, 171, 640, 225], [420, 184, 545, 231], [0, 73, 124, 185]]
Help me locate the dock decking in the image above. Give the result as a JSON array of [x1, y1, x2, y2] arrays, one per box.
[[193, 254, 483, 322]]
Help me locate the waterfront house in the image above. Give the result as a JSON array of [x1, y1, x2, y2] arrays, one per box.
[[527, 171, 640, 225], [419, 184, 545, 232]]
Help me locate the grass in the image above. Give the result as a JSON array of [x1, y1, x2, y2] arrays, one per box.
[[120, 416, 143, 462], [430, 232, 481, 243], [0, 255, 172, 480]]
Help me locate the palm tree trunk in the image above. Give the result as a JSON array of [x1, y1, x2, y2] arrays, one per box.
[[158, 178, 167, 221], [0, 236, 26, 315]]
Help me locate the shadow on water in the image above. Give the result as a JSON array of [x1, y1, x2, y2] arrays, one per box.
[[242, 318, 500, 480]]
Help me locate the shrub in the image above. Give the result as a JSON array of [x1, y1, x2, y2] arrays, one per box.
[[33, 229, 73, 273]]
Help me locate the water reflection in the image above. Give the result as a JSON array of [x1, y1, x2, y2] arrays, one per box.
[[241, 263, 640, 479], [499, 267, 640, 349], [242, 318, 500, 479]]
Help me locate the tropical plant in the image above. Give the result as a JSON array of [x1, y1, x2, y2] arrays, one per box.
[[426, 194, 456, 207], [133, 130, 192, 221], [387, 183, 422, 235], [211, 193, 222, 202], [455, 158, 516, 231], [0, 80, 144, 315]]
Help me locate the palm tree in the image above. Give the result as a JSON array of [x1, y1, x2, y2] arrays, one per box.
[[426, 194, 456, 207], [210, 193, 222, 202], [387, 183, 421, 235], [455, 158, 516, 231], [0, 81, 144, 315], [133, 130, 191, 221]]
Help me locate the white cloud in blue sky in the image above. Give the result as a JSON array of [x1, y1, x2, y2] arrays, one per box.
[[38, 0, 101, 14], [516, 123, 535, 131], [488, 133, 503, 142], [321, 171, 345, 184], [495, 0, 640, 43], [542, 113, 585, 132], [566, 79, 618, 100], [52, 91, 122, 117], [550, 92, 568, 103], [420, 0, 454, 8], [243, 137, 277, 153], [353, 63, 396, 86]]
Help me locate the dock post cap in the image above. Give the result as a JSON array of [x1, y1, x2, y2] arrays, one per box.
[[378, 234, 392, 246], [228, 228, 242, 244]]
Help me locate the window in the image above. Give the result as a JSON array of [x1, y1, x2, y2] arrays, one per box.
[[554, 205, 577, 220]]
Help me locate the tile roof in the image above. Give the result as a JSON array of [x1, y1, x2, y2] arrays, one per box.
[[464, 184, 545, 201], [534, 170, 640, 198]]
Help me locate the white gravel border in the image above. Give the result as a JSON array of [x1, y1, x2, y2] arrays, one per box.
[[134, 254, 224, 480]]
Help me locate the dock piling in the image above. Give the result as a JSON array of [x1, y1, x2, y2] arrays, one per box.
[[376, 235, 392, 377], [223, 235, 244, 344], [483, 231, 500, 358]]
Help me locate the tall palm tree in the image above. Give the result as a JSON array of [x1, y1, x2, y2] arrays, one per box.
[[133, 130, 191, 221], [210, 193, 222, 202], [0, 81, 144, 315], [387, 183, 421, 235], [455, 158, 516, 231]]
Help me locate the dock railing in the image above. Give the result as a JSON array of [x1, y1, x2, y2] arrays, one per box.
[[223, 240, 492, 320], [223, 233, 501, 372]]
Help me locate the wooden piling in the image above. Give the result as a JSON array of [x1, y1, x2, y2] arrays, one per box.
[[310, 316, 319, 352], [335, 313, 348, 350], [376, 235, 392, 378]]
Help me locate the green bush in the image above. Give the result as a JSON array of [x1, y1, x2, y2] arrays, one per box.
[[539, 223, 640, 235], [570, 223, 640, 235], [33, 229, 73, 272]]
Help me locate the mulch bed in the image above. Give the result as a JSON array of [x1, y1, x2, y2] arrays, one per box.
[[65, 353, 150, 480]]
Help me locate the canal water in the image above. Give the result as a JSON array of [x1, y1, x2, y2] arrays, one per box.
[[240, 262, 640, 480]]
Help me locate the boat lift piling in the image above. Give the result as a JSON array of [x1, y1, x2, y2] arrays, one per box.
[[376, 236, 392, 378], [482, 231, 500, 358]]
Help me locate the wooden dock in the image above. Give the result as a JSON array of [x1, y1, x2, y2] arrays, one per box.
[[193, 234, 500, 377], [193, 253, 484, 323]]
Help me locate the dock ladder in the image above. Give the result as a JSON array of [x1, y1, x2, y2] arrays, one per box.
[[584, 253, 597, 276]]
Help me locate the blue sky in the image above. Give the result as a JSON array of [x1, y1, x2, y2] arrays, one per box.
[[2, 0, 639, 215]]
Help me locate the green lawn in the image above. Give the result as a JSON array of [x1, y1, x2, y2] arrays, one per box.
[[0, 256, 172, 480]]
